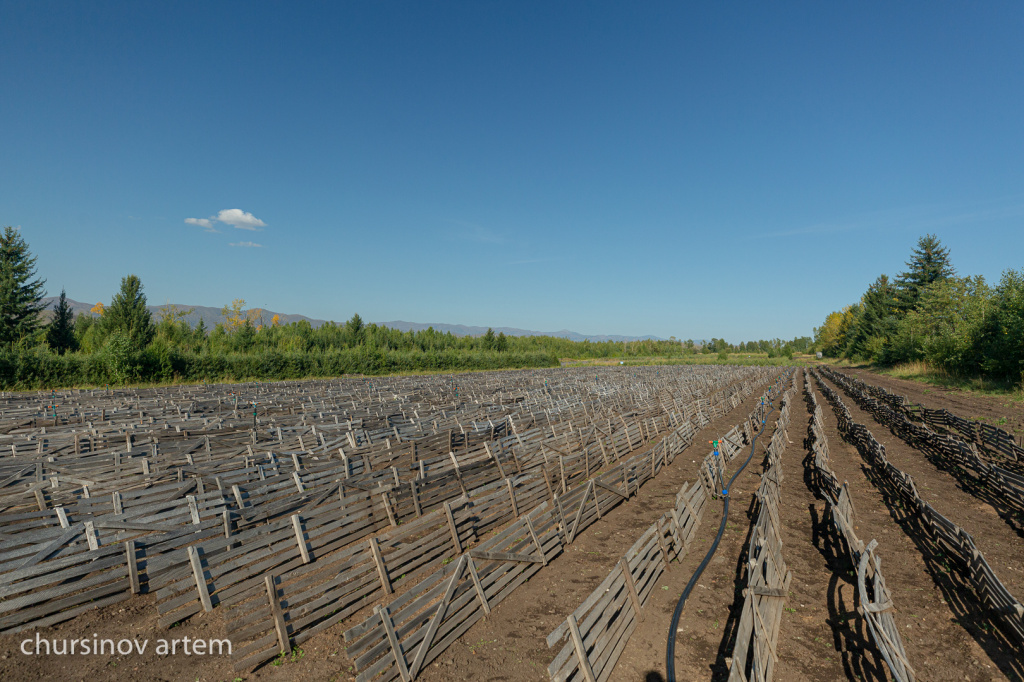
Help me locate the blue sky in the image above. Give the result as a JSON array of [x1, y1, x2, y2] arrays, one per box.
[[2, 2, 1022, 341]]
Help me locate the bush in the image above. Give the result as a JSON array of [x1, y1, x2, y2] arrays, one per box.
[[0, 347, 560, 389]]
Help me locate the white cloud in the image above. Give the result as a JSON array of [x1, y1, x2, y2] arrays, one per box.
[[230, 241, 263, 248], [215, 209, 266, 231], [186, 208, 267, 234], [185, 217, 219, 232]]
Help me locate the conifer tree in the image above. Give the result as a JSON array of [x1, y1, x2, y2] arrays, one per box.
[[104, 274, 154, 349], [896, 234, 955, 315], [0, 226, 46, 347], [46, 288, 78, 354]]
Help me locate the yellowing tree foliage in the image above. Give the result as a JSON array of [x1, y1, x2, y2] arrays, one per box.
[[158, 304, 193, 325], [814, 306, 855, 356], [222, 299, 246, 330], [90, 302, 105, 315], [246, 307, 264, 328]]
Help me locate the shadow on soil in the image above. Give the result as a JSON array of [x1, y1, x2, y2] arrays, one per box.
[[800, 397, 890, 682], [843, 433, 1024, 681]]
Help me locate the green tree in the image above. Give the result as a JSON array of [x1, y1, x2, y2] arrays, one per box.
[[346, 313, 364, 344], [496, 331, 508, 352], [104, 275, 154, 350], [0, 226, 46, 347], [46, 288, 78, 354], [482, 328, 496, 350], [845, 274, 897, 360], [980, 269, 1024, 382], [896, 234, 955, 315]]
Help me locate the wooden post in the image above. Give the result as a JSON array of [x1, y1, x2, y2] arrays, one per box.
[[376, 605, 412, 682], [188, 546, 213, 612], [410, 479, 422, 517], [368, 537, 393, 595], [506, 478, 519, 518], [567, 613, 597, 682], [444, 501, 462, 552], [291, 514, 311, 564], [125, 540, 140, 594], [381, 492, 398, 527], [619, 557, 644, 621], [466, 557, 490, 616], [265, 575, 289, 654]]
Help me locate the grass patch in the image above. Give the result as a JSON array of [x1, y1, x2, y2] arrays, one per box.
[[561, 353, 815, 368], [878, 361, 1024, 399]]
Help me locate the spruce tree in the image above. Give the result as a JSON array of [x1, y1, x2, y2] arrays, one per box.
[[0, 226, 47, 347], [104, 274, 154, 350], [896, 234, 955, 314], [46, 289, 78, 354]]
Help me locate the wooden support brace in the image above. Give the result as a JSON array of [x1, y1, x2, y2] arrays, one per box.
[[567, 613, 598, 682], [84, 520, 99, 551], [619, 557, 644, 622], [368, 537, 392, 595], [525, 515, 548, 566], [126, 540, 140, 594], [188, 546, 213, 612], [264, 575, 289, 654], [444, 501, 462, 552], [410, 479, 422, 517], [187, 495, 201, 525], [231, 485, 246, 508], [506, 478, 519, 518], [655, 518, 672, 568], [381, 492, 398, 527], [291, 514, 311, 564], [409, 555, 466, 678], [554, 495, 570, 545], [485, 443, 506, 479], [466, 556, 490, 615]]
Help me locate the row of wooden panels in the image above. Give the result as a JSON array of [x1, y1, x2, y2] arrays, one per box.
[[341, 372, 784, 681], [818, 369, 1024, 650], [0, 372, 770, 630]]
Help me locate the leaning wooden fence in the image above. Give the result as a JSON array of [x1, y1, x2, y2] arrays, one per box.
[[341, 372, 787, 681], [805, 373, 915, 682], [542, 376, 792, 682], [815, 368, 1024, 647], [726, 376, 797, 682]]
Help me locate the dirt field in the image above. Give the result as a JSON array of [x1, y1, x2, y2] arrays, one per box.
[[813, 370, 1021, 681], [843, 367, 1024, 441], [2, 366, 1022, 681]]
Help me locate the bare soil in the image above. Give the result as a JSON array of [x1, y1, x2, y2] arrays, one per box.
[[840, 367, 1024, 440], [3, 369, 1022, 682], [815, 372, 1023, 681]]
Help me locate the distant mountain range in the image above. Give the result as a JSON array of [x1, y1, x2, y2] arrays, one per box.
[[42, 297, 666, 343]]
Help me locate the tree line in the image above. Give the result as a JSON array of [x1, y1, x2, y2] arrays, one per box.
[[813, 234, 1024, 386], [1, 226, 806, 388]]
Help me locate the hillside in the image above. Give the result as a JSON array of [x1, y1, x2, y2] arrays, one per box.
[[41, 297, 665, 342]]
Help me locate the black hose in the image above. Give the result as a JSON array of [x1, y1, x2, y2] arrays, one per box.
[[665, 398, 778, 682]]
